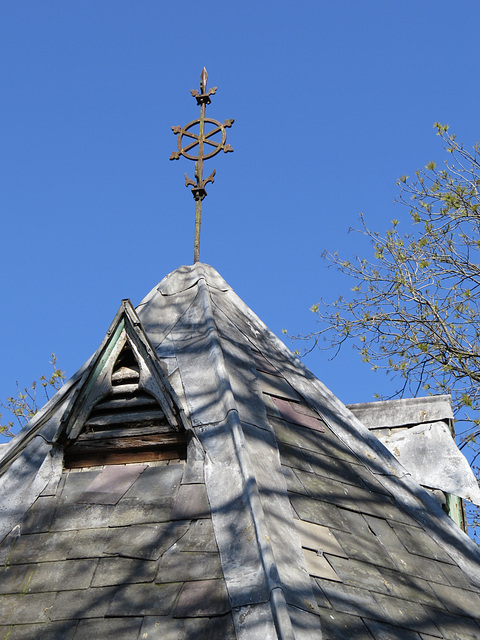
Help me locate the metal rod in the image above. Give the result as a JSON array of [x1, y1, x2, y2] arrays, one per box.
[[194, 198, 202, 263], [170, 68, 234, 264]]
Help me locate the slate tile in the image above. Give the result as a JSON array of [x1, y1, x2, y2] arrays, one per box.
[[289, 492, 346, 530], [251, 349, 281, 375], [397, 552, 452, 586], [40, 466, 66, 498], [430, 581, 480, 618], [438, 562, 479, 590], [363, 516, 407, 553], [377, 504, 420, 527], [181, 460, 204, 484], [92, 557, 156, 586], [34, 530, 79, 562], [0, 564, 35, 595], [171, 483, 210, 520], [104, 521, 190, 560], [106, 581, 182, 616], [109, 496, 174, 526], [156, 550, 223, 583], [27, 559, 97, 593], [303, 549, 341, 582], [304, 451, 366, 487], [122, 463, 184, 499], [349, 463, 392, 496], [311, 579, 333, 610], [316, 579, 378, 617], [175, 519, 218, 552], [258, 371, 303, 402], [278, 442, 315, 473], [363, 520, 448, 584], [372, 593, 440, 636], [377, 567, 443, 608], [333, 529, 397, 570], [391, 524, 455, 564], [422, 607, 480, 640], [273, 416, 357, 462], [173, 579, 230, 617], [66, 528, 111, 559], [271, 397, 325, 431], [139, 616, 210, 640], [0, 621, 77, 640], [294, 519, 346, 557], [50, 503, 114, 531], [269, 417, 325, 453], [325, 556, 392, 595], [8, 531, 77, 565], [72, 617, 142, 640], [363, 618, 422, 639], [294, 471, 374, 514], [316, 606, 375, 640], [34, 621, 78, 640], [0, 592, 56, 625], [60, 470, 102, 503], [77, 464, 147, 504], [300, 471, 404, 524], [0, 530, 20, 567], [287, 605, 323, 640], [207, 613, 237, 640], [20, 496, 56, 534], [49, 585, 118, 620], [282, 465, 309, 493]]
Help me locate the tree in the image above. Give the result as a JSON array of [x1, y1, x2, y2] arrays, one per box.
[[0, 354, 65, 438], [300, 123, 480, 474]]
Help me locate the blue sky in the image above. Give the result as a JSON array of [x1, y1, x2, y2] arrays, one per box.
[[1, 2, 479, 440]]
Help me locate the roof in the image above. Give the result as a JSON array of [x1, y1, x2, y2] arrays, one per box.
[[1, 262, 480, 639]]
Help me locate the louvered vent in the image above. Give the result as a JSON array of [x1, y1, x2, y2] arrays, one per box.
[[64, 342, 187, 468]]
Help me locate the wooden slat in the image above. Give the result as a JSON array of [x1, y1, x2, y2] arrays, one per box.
[[64, 445, 186, 468], [109, 384, 139, 396], [94, 394, 158, 411], [111, 366, 140, 383], [77, 423, 174, 441], [85, 408, 166, 428], [69, 432, 187, 451]]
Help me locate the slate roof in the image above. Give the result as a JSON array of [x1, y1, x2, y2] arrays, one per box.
[[2, 262, 480, 640]]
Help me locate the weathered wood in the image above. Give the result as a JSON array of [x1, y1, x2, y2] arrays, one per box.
[[94, 394, 158, 411], [85, 409, 166, 429], [111, 366, 140, 383], [65, 444, 186, 468], [110, 383, 139, 395], [77, 423, 174, 441], [69, 432, 187, 451]]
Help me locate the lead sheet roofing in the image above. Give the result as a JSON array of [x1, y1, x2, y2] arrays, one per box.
[[1, 262, 480, 640]]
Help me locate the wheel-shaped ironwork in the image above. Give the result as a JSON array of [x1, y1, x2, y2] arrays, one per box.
[[171, 118, 234, 161]]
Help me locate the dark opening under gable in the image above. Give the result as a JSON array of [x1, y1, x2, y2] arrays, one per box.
[[60, 300, 188, 468]]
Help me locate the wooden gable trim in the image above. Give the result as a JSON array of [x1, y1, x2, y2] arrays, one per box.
[[58, 300, 189, 468]]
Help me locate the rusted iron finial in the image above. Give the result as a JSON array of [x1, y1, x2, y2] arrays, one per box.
[[170, 67, 234, 263]]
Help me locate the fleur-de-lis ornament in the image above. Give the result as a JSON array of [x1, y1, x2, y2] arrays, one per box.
[[170, 67, 234, 263]]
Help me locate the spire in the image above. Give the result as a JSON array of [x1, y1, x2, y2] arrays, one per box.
[[170, 67, 234, 263]]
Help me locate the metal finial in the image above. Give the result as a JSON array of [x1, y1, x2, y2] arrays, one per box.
[[170, 67, 234, 264]]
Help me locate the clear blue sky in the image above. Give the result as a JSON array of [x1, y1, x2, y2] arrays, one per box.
[[1, 2, 479, 440]]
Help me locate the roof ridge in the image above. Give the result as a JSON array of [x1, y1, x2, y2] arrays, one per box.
[[172, 274, 315, 638]]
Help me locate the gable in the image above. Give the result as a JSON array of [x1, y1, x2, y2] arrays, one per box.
[[59, 300, 188, 468]]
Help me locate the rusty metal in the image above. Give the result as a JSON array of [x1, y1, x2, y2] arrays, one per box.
[[170, 67, 234, 263]]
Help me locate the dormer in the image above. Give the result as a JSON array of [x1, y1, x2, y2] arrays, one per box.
[[57, 300, 188, 468]]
